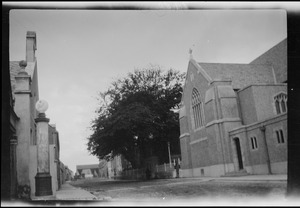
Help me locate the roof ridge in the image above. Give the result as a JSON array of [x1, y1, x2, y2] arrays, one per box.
[[198, 62, 273, 68], [198, 62, 271, 65]]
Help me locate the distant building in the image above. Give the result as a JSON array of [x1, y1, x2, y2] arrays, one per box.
[[49, 124, 61, 189], [76, 163, 108, 179], [59, 162, 73, 184], [107, 155, 132, 179], [98, 160, 109, 178], [179, 39, 287, 177], [64, 166, 73, 181]]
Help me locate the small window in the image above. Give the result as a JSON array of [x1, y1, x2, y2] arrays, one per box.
[[274, 93, 287, 115], [250, 136, 258, 150], [275, 100, 281, 114], [276, 129, 285, 144], [276, 131, 280, 143]]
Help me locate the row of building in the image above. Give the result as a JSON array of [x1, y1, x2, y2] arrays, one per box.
[[75, 157, 125, 180], [1, 31, 73, 200], [75, 154, 181, 180], [75, 38, 288, 180]]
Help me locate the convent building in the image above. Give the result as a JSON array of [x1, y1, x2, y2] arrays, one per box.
[[179, 38, 287, 177]]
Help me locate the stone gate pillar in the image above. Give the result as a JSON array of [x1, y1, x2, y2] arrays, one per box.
[[14, 60, 31, 188], [34, 100, 52, 196]]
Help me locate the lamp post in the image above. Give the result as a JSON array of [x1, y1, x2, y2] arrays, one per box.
[[34, 100, 53, 196]]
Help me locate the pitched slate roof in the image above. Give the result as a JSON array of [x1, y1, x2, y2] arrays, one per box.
[[250, 38, 287, 83], [9, 61, 21, 92], [9, 61, 36, 92], [197, 62, 275, 89]]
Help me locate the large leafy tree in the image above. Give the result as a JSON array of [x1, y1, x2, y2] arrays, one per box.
[[87, 65, 185, 168]]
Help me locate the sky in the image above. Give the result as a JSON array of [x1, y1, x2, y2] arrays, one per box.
[[8, 2, 289, 173]]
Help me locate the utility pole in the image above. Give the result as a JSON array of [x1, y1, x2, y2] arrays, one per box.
[[168, 142, 172, 168]]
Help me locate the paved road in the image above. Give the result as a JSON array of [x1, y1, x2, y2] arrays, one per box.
[[70, 177, 289, 206]]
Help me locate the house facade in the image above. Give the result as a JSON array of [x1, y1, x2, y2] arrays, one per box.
[[1, 52, 20, 199], [5, 31, 70, 199], [9, 31, 40, 198], [179, 39, 287, 177], [107, 155, 132, 179], [76, 164, 106, 179]]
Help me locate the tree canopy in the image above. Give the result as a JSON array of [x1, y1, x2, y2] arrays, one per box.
[[87, 65, 185, 168]]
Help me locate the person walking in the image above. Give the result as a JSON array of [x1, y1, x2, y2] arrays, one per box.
[[175, 159, 180, 178]]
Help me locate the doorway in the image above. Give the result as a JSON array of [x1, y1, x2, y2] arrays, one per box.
[[233, 137, 244, 170]]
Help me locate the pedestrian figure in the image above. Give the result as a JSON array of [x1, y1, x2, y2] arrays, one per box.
[[175, 160, 180, 178], [146, 168, 151, 180]]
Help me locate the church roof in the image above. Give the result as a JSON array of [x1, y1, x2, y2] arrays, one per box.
[[198, 62, 275, 89], [250, 38, 287, 65], [250, 38, 287, 83]]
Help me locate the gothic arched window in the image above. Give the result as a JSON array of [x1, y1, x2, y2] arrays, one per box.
[[274, 92, 287, 115], [191, 88, 204, 129]]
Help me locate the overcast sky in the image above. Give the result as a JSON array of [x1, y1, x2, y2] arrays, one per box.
[[8, 3, 288, 173]]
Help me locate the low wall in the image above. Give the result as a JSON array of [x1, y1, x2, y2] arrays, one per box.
[[49, 144, 57, 195], [29, 146, 37, 197], [118, 163, 176, 180]]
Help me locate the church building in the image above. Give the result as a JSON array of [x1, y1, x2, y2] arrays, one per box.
[[179, 38, 287, 177]]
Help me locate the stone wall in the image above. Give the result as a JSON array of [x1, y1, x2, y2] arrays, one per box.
[[29, 146, 37, 196], [49, 144, 57, 194]]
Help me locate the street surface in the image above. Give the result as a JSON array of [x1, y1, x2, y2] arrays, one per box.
[[70, 177, 288, 206]]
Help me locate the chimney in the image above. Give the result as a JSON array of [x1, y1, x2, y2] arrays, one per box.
[[26, 31, 37, 62]]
